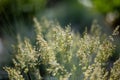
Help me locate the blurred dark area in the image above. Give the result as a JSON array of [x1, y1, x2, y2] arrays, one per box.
[[0, 0, 120, 79], [0, 0, 120, 34]]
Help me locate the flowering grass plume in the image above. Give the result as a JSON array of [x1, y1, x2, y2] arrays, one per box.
[[4, 18, 120, 80]]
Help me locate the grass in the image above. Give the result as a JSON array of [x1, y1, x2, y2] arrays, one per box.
[[4, 18, 120, 80]]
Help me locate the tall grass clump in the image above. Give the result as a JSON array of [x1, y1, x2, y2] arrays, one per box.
[[4, 18, 120, 80]]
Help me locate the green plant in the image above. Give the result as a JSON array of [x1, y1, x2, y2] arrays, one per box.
[[4, 18, 120, 80], [0, 0, 46, 14], [91, 0, 120, 27], [91, 0, 120, 14]]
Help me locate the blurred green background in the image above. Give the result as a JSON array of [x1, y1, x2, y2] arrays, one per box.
[[0, 0, 120, 34], [0, 0, 120, 79]]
